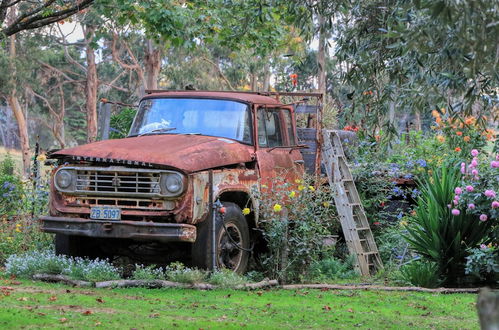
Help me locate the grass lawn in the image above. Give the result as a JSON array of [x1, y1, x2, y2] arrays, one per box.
[[0, 280, 478, 329]]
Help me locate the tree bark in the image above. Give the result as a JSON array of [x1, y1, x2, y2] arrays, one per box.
[[144, 39, 161, 90], [7, 8, 30, 176], [262, 61, 271, 91], [317, 14, 327, 97], [477, 288, 499, 330], [84, 26, 98, 143]]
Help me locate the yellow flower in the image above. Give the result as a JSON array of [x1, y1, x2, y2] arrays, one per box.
[[261, 184, 268, 189], [436, 135, 445, 143], [463, 136, 471, 142], [15, 228, 21, 233], [322, 201, 330, 207], [288, 191, 296, 198], [308, 186, 315, 191], [273, 204, 282, 213], [298, 185, 305, 191], [36, 154, 47, 162], [431, 110, 440, 118], [242, 208, 250, 215], [400, 220, 408, 227], [6, 236, 13, 241], [294, 179, 302, 184], [441, 108, 446, 114]]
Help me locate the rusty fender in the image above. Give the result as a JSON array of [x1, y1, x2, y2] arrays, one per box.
[[190, 168, 259, 225]]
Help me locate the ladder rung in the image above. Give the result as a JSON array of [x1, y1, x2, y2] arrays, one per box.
[[355, 227, 371, 231], [361, 251, 379, 255]]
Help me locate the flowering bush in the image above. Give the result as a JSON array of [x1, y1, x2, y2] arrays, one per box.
[[451, 150, 498, 222]]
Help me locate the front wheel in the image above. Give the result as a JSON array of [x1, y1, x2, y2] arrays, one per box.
[[191, 202, 250, 274]]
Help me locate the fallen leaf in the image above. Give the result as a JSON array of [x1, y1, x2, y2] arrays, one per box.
[[60, 318, 68, 323], [96, 298, 104, 303], [82, 310, 93, 316], [37, 312, 46, 316], [17, 297, 28, 301], [320, 287, 330, 292], [323, 305, 331, 311], [95, 321, 102, 326], [149, 313, 160, 318], [66, 289, 71, 293], [10, 281, 21, 285], [256, 291, 263, 296], [49, 296, 57, 302], [348, 308, 354, 313]]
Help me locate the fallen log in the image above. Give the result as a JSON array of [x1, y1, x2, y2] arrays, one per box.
[[94, 279, 214, 289], [281, 284, 480, 294], [32, 274, 93, 287], [236, 279, 279, 290]]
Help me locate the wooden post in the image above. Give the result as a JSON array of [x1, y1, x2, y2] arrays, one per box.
[[477, 288, 499, 330]]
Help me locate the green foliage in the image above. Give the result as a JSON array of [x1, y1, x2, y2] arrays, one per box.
[[403, 164, 494, 285], [309, 256, 358, 281], [131, 264, 166, 280], [109, 107, 137, 139], [400, 260, 443, 288], [164, 262, 207, 284], [207, 269, 247, 288], [256, 176, 338, 283], [4, 250, 120, 282], [465, 245, 499, 282]]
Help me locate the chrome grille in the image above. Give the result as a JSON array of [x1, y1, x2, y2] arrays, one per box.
[[68, 166, 173, 198]]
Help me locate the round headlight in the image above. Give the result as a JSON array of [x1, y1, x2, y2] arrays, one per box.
[[161, 173, 183, 195], [55, 169, 74, 189]]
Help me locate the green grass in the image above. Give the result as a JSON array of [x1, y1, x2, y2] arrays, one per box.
[[0, 280, 479, 329]]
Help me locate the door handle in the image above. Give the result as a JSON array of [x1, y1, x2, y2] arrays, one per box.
[[294, 160, 305, 165]]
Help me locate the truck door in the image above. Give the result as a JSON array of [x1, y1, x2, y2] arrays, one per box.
[[255, 106, 304, 189]]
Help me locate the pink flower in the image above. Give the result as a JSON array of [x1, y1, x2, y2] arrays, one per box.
[[479, 214, 488, 221], [492, 201, 499, 209], [461, 167, 466, 174], [471, 159, 478, 167], [454, 187, 462, 195], [465, 185, 474, 192], [453, 199, 459, 205], [461, 162, 466, 168], [447, 204, 452, 209], [480, 244, 487, 250], [484, 190, 496, 198], [472, 169, 479, 176], [468, 203, 475, 209], [491, 161, 499, 168], [496, 154, 499, 161], [471, 149, 479, 157], [451, 209, 460, 216]]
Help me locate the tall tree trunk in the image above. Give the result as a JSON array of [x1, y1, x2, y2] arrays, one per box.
[[7, 9, 30, 176], [262, 61, 271, 92], [144, 39, 161, 90], [414, 110, 422, 131], [317, 14, 327, 97], [85, 26, 98, 143], [250, 73, 258, 91]]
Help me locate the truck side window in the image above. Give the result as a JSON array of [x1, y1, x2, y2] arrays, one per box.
[[257, 108, 283, 147]]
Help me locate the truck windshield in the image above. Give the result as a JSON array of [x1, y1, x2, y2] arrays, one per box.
[[129, 98, 252, 143]]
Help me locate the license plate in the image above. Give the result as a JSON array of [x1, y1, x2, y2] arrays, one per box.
[[90, 207, 121, 220]]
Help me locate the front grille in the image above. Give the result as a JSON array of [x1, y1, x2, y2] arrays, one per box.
[[62, 166, 178, 198], [67, 196, 174, 211], [76, 169, 161, 195]]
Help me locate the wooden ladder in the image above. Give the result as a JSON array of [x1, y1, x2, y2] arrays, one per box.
[[321, 130, 383, 276]]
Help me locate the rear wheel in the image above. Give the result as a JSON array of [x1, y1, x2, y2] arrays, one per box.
[[191, 202, 250, 274]]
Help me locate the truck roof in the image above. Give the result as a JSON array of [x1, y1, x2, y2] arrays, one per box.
[[143, 90, 283, 105]]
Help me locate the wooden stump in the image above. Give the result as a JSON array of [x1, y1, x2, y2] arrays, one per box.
[[477, 287, 499, 330]]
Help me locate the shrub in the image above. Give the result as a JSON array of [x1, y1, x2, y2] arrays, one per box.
[[165, 262, 207, 284], [256, 176, 338, 283], [400, 260, 443, 288], [403, 164, 493, 285], [465, 245, 499, 282], [5, 250, 120, 282], [208, 269, 247, 288], [131, 264, 166, 281], [309, 256, 358, 282], [109, 107, 137, 139]]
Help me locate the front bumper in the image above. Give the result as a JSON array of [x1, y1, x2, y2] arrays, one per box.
[[39, 216, 197, 243]]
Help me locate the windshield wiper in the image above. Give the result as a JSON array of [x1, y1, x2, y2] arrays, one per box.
[[138, 127, 176, 137]]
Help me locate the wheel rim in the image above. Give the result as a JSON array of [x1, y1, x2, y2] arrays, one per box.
[[217, 222, 243, 271]]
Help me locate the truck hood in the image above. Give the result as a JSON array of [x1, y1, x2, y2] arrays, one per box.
[[51, 135, 255, 173]]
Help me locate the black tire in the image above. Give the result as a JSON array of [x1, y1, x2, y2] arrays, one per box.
[[55, 234, 99, 258], [191, 202, 250, 274]]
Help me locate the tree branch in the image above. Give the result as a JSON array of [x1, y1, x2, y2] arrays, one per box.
[[200, 56, 235, 90], [1, 0, 94, 39]]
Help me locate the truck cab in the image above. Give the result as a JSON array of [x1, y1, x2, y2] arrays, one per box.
[[40, 91, 305, 273]]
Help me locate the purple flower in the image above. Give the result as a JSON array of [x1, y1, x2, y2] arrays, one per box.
[[480, 244, 487, 250], [447, 204, 452, 209], [461, 167, 466, 174], [484, 190, 496, 198], [471, 149, 479, 157], [454, 187, 463, 195], [479, 214, 488, 221], [465, 185, 474, 192], [468, 203, 475, 209], [451, 209, 460, 216], [492, 201, 499, 209], [471, 159, 478, 167], [491, 161, 499, 168], [472, 169, 479, 176], [453, 199, 459, 205]]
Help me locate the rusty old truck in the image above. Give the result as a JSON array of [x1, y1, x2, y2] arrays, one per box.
[[40, 90, 321, 273]]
